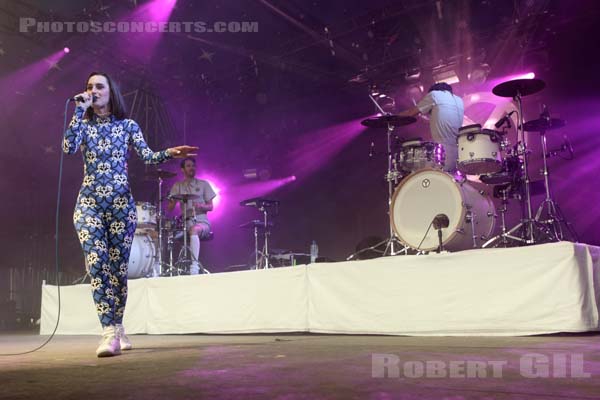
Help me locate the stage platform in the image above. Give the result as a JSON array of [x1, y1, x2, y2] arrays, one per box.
[[41, 242, 600, 336]]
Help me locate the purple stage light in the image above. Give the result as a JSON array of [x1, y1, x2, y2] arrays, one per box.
[[63, 47, 70, 54], [288, 117, 369, 179], [0, 49, 67, 114]]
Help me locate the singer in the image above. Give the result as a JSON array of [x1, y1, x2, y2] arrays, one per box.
[[63, 72, 197, 357]]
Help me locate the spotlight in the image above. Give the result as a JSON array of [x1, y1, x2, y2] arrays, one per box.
[[432, 66, 459, 85], [243, 167, 272, 181], [63, 47, 70, 54], [467, 63, 490, 84]]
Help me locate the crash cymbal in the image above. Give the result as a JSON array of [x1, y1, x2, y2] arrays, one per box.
[[169, 193, 200, 201], [144, 169, 177, 180], [492, 78, 546, 98], [522, 118, 566, 132], [361, 115, 417, 128]]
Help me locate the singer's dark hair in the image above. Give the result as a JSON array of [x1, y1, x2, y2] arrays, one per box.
[[85, 72, 127, 120], [428, 82, 453, 93], [180, 157, 196, 169]]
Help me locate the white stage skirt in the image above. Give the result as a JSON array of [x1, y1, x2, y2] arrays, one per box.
[[41, 242, 600, 336]]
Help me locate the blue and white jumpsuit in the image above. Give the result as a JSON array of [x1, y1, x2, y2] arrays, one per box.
[[63, 106, 172, 327]]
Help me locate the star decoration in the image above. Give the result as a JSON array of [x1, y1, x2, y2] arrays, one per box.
[[198, 49, 214, 63], [43, 145, 56, 154], [45, 59, 62, 70]]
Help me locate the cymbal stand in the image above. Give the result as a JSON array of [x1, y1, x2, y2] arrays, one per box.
[[482, 186, 520, 248], [154, 175, 164, 277], [347, 95, 407, 260], [255, 205, 274, 269], [500, 91, 548, 245], [534, 128, 578, 241]]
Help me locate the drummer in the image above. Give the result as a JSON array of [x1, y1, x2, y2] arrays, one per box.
[[167, 157, 216, 275], [396, 82, 464, 172]]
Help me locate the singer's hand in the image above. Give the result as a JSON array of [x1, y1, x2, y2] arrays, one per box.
[[168, 145, 199, 158], [74, 92, 93, 109]]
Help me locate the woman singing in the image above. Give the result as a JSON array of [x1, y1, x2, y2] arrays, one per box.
[[63, 72, 197, 357]]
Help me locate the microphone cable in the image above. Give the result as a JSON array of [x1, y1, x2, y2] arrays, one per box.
[[415, 220, 435, 252], [0, 98, 70, 356]]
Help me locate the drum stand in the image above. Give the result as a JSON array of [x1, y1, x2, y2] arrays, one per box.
[[498, 91, 550, 245], [347, 121, 409, 260], [533, 129, 578, 241], [154, 175, 165, 277], [482, 185, 521, 248], [253, 205, 274, 269]]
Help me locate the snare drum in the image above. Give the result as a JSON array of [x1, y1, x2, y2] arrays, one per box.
[[457, 124, 503, 175], [135, 202, 157, 230], [391, 168, 495, 251], [397, 140, 446, 173], [128, 233, 156, 279]]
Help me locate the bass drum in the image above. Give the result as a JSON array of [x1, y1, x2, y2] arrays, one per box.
[[391, 169, 496, 252], [128, 234, 156, 279]]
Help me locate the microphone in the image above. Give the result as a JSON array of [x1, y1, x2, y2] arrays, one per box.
[[432, 213, 449, 253], [494, 110, 516, 129], [70, 95, 98, 102], [432, 213, 449, 230]]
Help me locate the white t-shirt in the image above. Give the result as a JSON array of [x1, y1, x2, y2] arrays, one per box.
[[417, 90, 464, 171], [169, 178, 216, 225]]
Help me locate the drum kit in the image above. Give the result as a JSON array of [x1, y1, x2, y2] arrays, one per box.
[[351, 78, 577, 258], [127, 169, 211, 278]]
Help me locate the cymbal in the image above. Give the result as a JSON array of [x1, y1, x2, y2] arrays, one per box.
[[522, 118, 565, 132], [239, 220, 274, 229], [492, 79, 546, 98], [169, 193, 200, 201], [361, 115, 417, 128], [240, 198, 280, 208], [144, 169, 177, 180]]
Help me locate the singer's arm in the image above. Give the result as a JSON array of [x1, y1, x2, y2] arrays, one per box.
[[127, 120, 173, 164], [63, 106, 88, 154]]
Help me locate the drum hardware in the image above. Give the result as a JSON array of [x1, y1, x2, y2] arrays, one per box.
[[482, 184, 515, 248], [349, 95, 418, 259], [162, 193, 203, 276], [241, 198, 278, 269], [491, 78, 547, 245], [524, 108, 578, 242], [141, 168, 176, 277]]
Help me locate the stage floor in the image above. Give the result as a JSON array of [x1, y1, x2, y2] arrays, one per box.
[[1, 332, 599, 399]]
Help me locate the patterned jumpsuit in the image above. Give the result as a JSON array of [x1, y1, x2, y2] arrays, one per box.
[[63, 106, 172, 327]]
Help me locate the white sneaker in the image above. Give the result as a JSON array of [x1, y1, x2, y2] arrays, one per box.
[[116, 323, 132, 351], [190, 263, 200, 275], [96, 326, 121, 357]]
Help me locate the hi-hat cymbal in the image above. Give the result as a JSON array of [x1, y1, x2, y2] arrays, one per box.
[[492, 78, 546, 98], [239, 220, 274, 229], [522, 118, 566, 132], [169, 193, 200, 201], [144, 169, 177, 180], [361, 115, 417, 128]]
